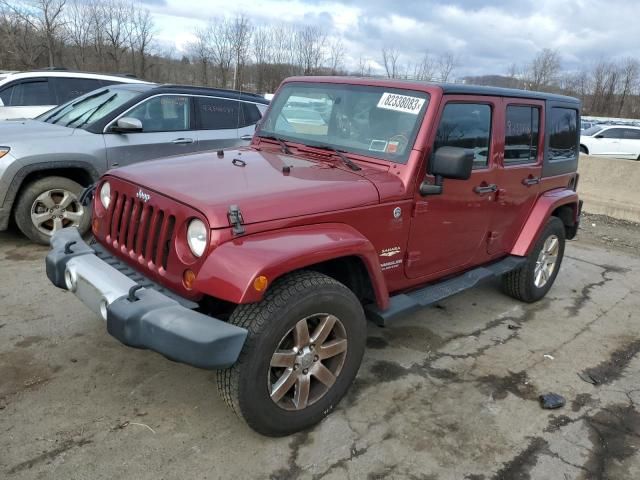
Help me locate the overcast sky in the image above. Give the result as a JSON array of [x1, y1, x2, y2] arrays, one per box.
[[142, 0, 640, 78]]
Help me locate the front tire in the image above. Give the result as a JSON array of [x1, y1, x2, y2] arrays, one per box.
[[216, 270, 366, 436], [502, 216, 566, 303], [580, 145, 588, 154], [14, 176, 90, 245]]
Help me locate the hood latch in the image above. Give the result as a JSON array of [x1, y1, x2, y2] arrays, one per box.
[[227, 205, 245, 235]]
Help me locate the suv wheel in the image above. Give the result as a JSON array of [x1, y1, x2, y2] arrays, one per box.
[[14, 176, 90, 245], [217, 270, 366, 436], [502, 216, 566, 303], [579, 145, 588, 154]]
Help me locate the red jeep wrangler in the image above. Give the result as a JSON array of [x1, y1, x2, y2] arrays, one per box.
[[46, 77, 582, 436]]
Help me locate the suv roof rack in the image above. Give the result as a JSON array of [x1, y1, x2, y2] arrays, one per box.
[[160, 84, 268, 101]]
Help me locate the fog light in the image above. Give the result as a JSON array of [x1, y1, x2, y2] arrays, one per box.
[[253, 275, 268, 292], [183, 269, 196, 290], [99, 298, 108, 321], [64, 269, 77, 291]]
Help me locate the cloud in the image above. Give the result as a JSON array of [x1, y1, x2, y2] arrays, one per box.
[[145, 0, 639, 77]]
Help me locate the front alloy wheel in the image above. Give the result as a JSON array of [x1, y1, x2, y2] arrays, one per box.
[[269, 314, 348, 411], [533, 235, 559, 288], [217, 270, 366, 436], [31, 189, 85, 236]]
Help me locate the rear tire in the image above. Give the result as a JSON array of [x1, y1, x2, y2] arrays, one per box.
[[580, 145, 588, 154], [216, 270, 366, 436], [14, 176, 90, 245], [502, 217, 565, 303]]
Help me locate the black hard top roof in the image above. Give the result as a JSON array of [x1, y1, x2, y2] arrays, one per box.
[[439, 83, 580, 104], [154, 84, 269, 103]]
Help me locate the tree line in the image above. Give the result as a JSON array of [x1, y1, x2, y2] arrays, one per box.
[[1, 1, 639, 118]]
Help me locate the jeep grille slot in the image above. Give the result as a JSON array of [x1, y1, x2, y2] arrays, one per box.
[[106, 191, 175, 272]]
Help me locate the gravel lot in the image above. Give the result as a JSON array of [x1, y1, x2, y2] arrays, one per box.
[[1, 223, 639, 480]]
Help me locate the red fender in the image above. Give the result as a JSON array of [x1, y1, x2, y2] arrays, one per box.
[[194, 223, 390, 309], [511, 189, 579, 256]]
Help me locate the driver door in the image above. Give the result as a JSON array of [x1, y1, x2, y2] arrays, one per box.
[[104, 94, 199, 168], [405, 97, 500, 280]]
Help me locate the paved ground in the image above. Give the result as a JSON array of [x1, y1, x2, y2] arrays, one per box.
[[1, 225, 639, 480]]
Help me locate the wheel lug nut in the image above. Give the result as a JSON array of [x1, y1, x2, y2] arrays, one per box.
[[313, 355, 319, 362], [293, 364, 299, 370], [303, 368, 308, 374]]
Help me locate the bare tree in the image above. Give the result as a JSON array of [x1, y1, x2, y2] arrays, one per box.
[[618, 57, 639, 116], [414, 52, 436, 81], [295, 25, 326, 75], [210, 18, 234, 87], [188, 26, 212, 85], [527, 48, 561, 90], [64, 0, 93, 69], [228, 14, 252, 90], [437, 52, 457, 82], [381, 47, 400, 79], [2, 0, 67, 67], [357, 55, 372, 77], [100, 0, 131, 71], [326, 38, 344, 75]]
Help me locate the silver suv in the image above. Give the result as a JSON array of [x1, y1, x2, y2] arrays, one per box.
[[0, 83, 269, 244]]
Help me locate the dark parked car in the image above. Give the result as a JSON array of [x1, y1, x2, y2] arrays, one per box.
[[0, 83, 269, 243]]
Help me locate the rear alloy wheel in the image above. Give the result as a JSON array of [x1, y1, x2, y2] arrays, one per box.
[[14, 176, 91, 245], [502, 216, 566, 303], [217, 270, 366, 436]]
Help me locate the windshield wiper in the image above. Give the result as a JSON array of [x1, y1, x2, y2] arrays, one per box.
[[256, 133, 292, 154], [65, 93, 116, 128], [310, 144, 362, 171], [46, 90, 110, 124]]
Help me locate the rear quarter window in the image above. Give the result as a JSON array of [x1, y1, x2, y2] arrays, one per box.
[[549, 108, 578, 160]]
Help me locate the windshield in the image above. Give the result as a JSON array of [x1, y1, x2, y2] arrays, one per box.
[[258, 83, 430, 164], [582, 125, 604, 136], [38, 87, 140, 128]]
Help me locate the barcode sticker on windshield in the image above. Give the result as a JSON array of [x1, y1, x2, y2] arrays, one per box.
[[377, 93, 425, 115]]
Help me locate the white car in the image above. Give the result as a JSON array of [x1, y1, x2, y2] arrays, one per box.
[[580, 125, 640, 160], [0, 70, 149, 120]]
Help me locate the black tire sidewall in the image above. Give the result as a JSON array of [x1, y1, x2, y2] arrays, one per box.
[[524, 217, 566, 301], [14, 176, 91, 244], [238, 283, 366, 436]]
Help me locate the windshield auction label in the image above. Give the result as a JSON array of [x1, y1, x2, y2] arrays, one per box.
[[377, 93, 425, 115]]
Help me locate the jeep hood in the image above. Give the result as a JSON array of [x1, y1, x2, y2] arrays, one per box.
[[110, 148, 381, 228]]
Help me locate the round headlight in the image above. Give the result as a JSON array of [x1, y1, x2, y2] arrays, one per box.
[[99, 181, 111, 209], [187, 219, 207, 257]]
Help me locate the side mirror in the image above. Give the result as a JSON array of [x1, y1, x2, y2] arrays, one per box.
[[594, 134, 604, 139], [111, 117, 143, 133], [420, 147, 475, 196]]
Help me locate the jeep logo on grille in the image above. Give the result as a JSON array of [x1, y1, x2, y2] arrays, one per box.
[[136, 189, 151, 203]]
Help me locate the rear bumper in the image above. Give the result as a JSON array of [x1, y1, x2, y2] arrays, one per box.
[[45, 228, 247, 369]]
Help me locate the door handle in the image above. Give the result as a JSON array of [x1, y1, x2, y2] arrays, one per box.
[[240, 134, 253, 141], [474, 183, 498, 194], [522, 177, 541, 186], [172, 138, 194, 145]]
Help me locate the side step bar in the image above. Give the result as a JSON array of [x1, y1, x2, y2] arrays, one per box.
[[365, 256, 526, 326]]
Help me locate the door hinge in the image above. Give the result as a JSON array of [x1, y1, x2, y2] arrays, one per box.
[[406, 251, 421, 268], [227, 205, 245, 235]]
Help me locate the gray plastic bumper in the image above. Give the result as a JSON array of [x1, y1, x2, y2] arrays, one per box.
[[46, 228, 247, 369]]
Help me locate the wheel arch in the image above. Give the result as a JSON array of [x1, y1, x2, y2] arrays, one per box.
[[194, 223, 390, 310], [511, 189, 579, 256], [579, 144, 589, 154]]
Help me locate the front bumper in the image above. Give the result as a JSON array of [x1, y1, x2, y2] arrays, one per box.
[[46, 228, 247, 369]]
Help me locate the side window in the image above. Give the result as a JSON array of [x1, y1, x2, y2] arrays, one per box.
[[434, 103, 492, 169], [241, 102, 263, 128], [505, 106, 540, 164], [125, 95, 191, 132], [623, 129, 640, 140], [600, 128, 624, 139], [0, 80, 52, 106], [549, 108, 578, 160], [54, 78, 103, 104], [196, 97, 240, 130]]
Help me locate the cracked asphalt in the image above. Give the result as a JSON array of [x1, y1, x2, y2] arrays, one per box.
[[1, 226, 639, 480]]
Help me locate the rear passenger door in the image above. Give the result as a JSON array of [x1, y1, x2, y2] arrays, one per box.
[[238, 101, 267, 143], [194, 96, 241, 150], [0, 78, 55, 119], [104, 94, 199, 168], [492, 101, 544, 254], [618, 128, 640, 159]]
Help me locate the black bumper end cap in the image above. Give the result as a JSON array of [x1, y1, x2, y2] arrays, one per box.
[[107, 288, 248, 370], [45, 228, 94, 289]]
